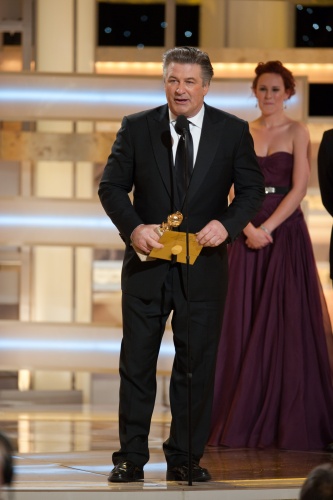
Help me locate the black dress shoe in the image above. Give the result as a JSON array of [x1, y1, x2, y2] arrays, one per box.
[[166, 463, 211, 482], [108, 460, 144, 483]]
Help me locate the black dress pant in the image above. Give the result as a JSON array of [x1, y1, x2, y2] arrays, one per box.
[[112, 264, 224, 467]]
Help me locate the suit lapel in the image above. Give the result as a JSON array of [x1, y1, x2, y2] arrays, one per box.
[[147, 105, 181, 210], [186, 105, 227, 202], [146, 104, 226, 211]]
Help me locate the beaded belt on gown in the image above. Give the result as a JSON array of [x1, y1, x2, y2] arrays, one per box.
[[265, 186, 290, 194]]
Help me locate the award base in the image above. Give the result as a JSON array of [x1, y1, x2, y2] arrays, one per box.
[[132, 244, 156, 262], [149, 231, 202, 265]]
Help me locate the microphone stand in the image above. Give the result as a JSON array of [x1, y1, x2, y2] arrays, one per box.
[[180, 125, 193, 487]]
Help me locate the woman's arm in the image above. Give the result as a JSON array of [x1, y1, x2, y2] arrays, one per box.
[[244, 121, 310, 250], [260, 121, 310, 234]]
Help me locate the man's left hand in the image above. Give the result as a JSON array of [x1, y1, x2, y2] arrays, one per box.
[[196, 220, 229, 247]]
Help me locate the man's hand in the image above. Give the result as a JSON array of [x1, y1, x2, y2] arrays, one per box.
[[131, 224, 164, 254], [196, 220, 229, 247]]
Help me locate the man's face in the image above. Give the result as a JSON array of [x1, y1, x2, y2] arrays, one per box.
[[164, 62, 209, 118]]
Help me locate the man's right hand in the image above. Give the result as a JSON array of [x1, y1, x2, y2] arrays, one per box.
[[131, 224, 164, 254]]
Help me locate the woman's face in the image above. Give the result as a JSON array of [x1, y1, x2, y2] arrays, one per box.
[[254, 73, 290, 115]]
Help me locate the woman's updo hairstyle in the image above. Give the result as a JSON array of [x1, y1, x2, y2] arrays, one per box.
[[252, 60, 296, 99]]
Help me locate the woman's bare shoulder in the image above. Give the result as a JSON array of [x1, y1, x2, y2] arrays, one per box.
[[288, 119, 308, 133], [286, 119, 309, 141]]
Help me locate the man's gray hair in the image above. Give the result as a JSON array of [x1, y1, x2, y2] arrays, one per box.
[[163, 46, 214, 86]]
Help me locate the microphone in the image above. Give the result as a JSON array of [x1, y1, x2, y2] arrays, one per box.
[[175, 114, 189, 136]]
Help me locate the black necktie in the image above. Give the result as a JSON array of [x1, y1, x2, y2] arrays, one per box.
[[175, 121, 194, 203]]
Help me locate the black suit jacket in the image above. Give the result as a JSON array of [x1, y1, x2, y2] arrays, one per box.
[[318, 128, 333, 279], [99, 103, 264, 301]]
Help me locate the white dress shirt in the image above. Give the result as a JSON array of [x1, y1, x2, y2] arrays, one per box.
[[169, 105, 205, 169]]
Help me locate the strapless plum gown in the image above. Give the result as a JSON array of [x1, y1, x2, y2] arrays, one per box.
[[208, 152, 333, 450]]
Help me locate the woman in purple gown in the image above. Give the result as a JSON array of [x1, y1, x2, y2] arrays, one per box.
[[208, 61, 333, 451]]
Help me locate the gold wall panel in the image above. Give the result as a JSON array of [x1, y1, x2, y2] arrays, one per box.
[[0, 131, 116, 162]]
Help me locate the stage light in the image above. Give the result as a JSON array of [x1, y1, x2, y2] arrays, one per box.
[[0, 86, 261, 110], [0, 215, 112, 229], [0, 87, 165, 106], [0, 338, 175, 356]]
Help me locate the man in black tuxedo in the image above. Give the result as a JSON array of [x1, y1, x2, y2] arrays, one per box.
[[0, 432, 13, 487], [99, 46, 264, 483], [318, 128, 333, 283]]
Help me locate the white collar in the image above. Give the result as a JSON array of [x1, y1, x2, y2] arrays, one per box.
[[169, 104, 205, 129]]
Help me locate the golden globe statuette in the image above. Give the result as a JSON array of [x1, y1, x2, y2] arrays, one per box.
[[155, 211, 184, 236], [131, 212, 184, 262], [150, 211, 202, 265]]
